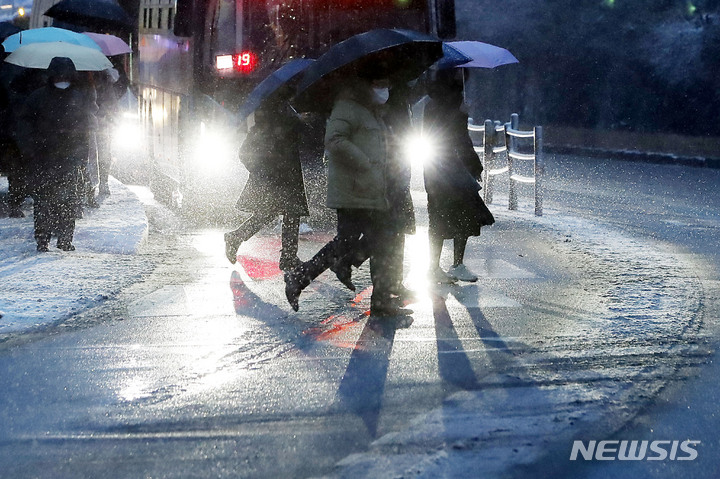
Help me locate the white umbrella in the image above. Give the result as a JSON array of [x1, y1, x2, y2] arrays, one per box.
[[4, 41, 112, 71]]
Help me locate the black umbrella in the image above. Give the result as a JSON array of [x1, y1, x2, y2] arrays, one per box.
[[44, 0, 135, 31], [0, 22, 22, 43], [293, 29, 443, 112], [237, 59, 314, 122]]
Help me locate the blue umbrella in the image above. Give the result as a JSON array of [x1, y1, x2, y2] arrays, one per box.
[[2, 27, 102, 53], [438, 41, 519, 69], [436, 43, 473, 69], [238, 59, 314, 122]]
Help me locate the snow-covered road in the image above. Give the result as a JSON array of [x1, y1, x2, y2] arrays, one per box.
[[1, 155, 719, 478]]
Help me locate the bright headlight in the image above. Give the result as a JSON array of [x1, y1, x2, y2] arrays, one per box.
[[113, 121, 143, 150], [403, 133, 435, 166], [194, 122, 234, 174]]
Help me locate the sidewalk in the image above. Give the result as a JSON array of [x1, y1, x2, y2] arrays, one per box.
[[0, 176, 149, 339]]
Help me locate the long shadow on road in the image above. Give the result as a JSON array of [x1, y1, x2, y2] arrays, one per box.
[[335, 315, 413, 437], [432, 284, 520, 392]]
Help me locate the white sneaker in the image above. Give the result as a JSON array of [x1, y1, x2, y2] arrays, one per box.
[[429, 267, 457, 284], [448, 264, 478, 282]]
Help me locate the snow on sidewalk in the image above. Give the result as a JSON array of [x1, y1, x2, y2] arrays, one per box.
[[0, 176, 149, 336]]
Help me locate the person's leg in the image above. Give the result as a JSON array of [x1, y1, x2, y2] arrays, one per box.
[[56, 171, 78, 250], [224, 211, 275, 263], [284, 209, 364, 310], [453, 236, 468, 266], [279, 215, 302, 271], [428, 229, 443, 270], [6, 146, 29, 217], [449, 235, 478, 282], [302, 209, 363, 281], [7, 167, 28, 217], [389, 233, 415, 299], [428, 229, 456, 284], [330, 232, 368, 291], [32, 180, 51, 251], [368, 211, 412, 316], [97, 127, 113, 195], [74, 163, 88, 218], [368, 215, 393, 311]]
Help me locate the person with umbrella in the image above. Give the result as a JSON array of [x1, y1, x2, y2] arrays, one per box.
[[17, 56, 98, 252], [0, 43, 29, 218], [283, 29, 443, 315], [223, 82, 309, 271], [328, 77, 420, 300], [422, 68, 494, 283], [93, 66, 121, 196], [284, 65, 407, 317]]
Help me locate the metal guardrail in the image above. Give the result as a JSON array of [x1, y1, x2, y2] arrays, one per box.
[[469, 113, 544, 216]]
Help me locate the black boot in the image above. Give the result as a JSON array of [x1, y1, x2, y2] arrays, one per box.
[[279, 255, 302, 272], [370, 297, 414, 317], [330, 259, 355, 291], [9, 206, 25, 218], [36, 233, 51, 253], [284, 265, 311, 312], [57, 241, 75, 251], [224, 232, 242, 264], [284, 271, 302, 312]]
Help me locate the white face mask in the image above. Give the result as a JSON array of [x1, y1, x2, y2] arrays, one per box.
[[54, 82, 71, 89], [372, 87, 390, 105]]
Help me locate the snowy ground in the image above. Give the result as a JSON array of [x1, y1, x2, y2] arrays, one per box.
[[0, 162, 715, 477], [0, 176, 150, 337]]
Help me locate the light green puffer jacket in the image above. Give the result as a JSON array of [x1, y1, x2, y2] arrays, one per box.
[[324, 94, 389, 211]]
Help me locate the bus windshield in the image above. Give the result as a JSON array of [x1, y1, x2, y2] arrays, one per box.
[[210, 0, 430, 76]]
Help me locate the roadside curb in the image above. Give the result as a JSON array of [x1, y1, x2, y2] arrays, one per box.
[[546, 145, 720, 169]]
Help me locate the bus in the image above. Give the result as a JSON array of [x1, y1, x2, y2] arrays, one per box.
[[134, 0, 456, 218]]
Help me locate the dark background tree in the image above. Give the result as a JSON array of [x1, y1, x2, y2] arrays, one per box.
[[458, 0, 720, 136]]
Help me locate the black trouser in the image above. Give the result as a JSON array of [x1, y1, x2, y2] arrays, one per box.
[[337, 227, 406, 294], [2, 142, 29, 209], [97, 126, 113, 190], [228, 212, 300, 265], [32, 169, 79, 247], [299, 208, 394, 306], [7, 164, 29, 209], [76, 157, 95, 206]]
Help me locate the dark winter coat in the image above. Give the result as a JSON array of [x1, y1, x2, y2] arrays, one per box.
[[383, 85, 416, 235], [235, 107, 309, 216], [18, 82, 98, 181], [0, 63, 11, 153], [0, 65, 45, 146], [95, 71, 119, 127], [423, 98, 494, 239]]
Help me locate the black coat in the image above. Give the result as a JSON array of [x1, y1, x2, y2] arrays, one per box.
[[18, 83, 97, 179], [235, 110, 309, 216], [423, 99, 494, 238], [383, 89, 416, 235]]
